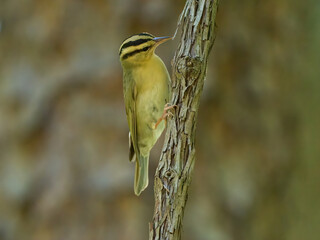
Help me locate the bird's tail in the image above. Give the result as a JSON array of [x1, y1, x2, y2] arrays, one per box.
[[134, 154, 149, 196]]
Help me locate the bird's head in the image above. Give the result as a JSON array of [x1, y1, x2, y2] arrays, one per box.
[[119, 32, 171, 66]]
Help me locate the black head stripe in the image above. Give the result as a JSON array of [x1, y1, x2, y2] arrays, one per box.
[[122, 46, 151, 60], [119, 38, 153, 55], [139, 33, 154, 38]]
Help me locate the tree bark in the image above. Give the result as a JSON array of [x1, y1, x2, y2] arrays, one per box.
[[149, 0, 219, 239]]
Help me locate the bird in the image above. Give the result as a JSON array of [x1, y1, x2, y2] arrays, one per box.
[[119, 32, 173, 196]]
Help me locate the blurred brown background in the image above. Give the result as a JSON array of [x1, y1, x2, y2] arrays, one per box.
[[0, 0, 319, 240]]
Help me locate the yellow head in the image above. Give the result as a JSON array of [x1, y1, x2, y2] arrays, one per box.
[[119, 32, 171, 66]]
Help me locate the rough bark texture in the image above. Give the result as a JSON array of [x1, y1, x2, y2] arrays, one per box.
[[149, 1, 219, 239]]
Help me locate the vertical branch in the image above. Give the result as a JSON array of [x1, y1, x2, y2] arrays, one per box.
[[149, 0, 219, 239]]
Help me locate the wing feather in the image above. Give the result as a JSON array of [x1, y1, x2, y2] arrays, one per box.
[[123, 72, 139, 161]]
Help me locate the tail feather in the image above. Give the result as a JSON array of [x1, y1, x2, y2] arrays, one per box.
[[134, 154, 149, 196]]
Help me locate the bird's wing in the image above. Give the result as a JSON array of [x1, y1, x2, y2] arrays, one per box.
[[124, 75, 139, 162], [128, 132, 136, 162]]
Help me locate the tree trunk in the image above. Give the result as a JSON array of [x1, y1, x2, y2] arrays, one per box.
[[149, 0, 219, 239]]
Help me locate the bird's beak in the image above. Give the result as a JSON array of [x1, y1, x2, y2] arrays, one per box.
[[153, 36, 172, 45]]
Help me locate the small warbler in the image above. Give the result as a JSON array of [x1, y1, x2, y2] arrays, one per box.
[[119, 32, 173, 195]]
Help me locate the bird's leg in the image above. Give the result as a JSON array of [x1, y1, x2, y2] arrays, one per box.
[[153, 103, 177, 129]]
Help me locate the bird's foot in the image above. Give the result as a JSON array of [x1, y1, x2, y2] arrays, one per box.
[[153, 103, 177, 129], [164, 103, 177, 111]]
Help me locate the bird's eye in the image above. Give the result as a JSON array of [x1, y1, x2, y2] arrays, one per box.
[[121, 45, 152, 60], [141, 46, 151, 52]]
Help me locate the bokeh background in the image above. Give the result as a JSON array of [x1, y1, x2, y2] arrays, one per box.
[[1, 0, 319, 240]]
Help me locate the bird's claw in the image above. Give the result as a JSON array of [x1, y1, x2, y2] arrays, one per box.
[[164, 103, 177, 111], [153, 103, 177, 129]]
